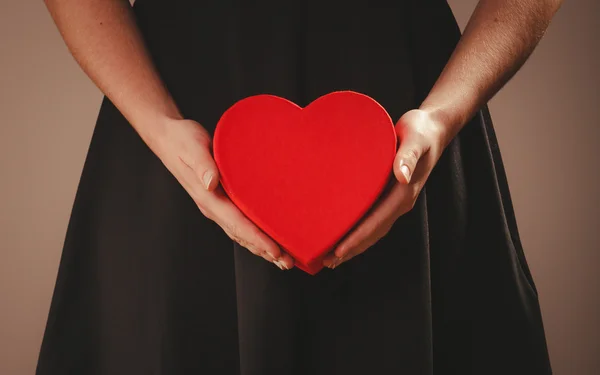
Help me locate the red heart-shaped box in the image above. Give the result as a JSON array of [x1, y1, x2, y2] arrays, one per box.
[[213, 91, 397, 274]]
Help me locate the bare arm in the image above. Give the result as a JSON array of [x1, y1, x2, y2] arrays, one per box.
[[44, 0, 179, 148], [422, 0, 564, 146], [326, 0, 564, 267], [44, 0, 295, 270]]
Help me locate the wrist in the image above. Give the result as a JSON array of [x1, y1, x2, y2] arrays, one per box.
[[131, 112, 182, 151], [418, 101, 476, 149], [129, 100, 184, 145]]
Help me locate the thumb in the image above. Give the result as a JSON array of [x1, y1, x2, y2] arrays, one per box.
[[195, 143, 221, 191], [393, 129, 428, 185], [180, 127, 220, 191]]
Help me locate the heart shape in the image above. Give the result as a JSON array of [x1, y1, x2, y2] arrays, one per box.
[[213, 91, 397, 274]]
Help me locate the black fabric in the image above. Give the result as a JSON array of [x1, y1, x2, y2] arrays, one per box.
[[36, 1, 552, 374]]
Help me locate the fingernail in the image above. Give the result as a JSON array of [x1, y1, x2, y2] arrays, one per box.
[[202, 171, 213, 190], [274, 260, 286, 270], [400, 164, 411, 183]]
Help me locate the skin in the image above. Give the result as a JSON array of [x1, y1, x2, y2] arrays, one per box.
[[323, 0, 564, 268], [43, 0, 562, 272], [43, 0, 295, 269]]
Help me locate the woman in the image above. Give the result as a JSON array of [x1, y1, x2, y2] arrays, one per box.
[[37, 0, 561, 374]]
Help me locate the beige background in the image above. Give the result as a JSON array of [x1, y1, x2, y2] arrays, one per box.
[[1, 1, 598, 374]]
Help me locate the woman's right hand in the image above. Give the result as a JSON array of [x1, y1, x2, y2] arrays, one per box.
[[149, 118, 294, 270], [43, 0, 293, 268]]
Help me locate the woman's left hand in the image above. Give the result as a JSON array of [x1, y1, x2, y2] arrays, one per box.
[[322, 108, 452, 269]]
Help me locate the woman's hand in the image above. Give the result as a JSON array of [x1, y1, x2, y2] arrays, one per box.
[[43, 0, 293, 270], [322, 109, 450, 269], [151, 118, 295, 270], [320, 0, 563, 269]]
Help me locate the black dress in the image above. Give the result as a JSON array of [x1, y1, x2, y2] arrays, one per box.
[[36, 1, 553, 374]]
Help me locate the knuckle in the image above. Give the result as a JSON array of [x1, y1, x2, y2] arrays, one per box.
[[180, 154, 204, 179], [260, 252, 274, 261], [404, 148, 420, 163], [238, 243, 250, 252], [191, 126, 212, 147], [232, 233, 260, 255], [337, 243, 352, 257], [196, 203, 213, 220], [340, 253, 354, 264], [194, 137, 212, 155], [220, 220, 236, 236], [248, 245, 263, 257], [231, 234, 246, 248]]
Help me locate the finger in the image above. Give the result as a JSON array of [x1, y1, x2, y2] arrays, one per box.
[[338, 218, 394, 268], [393, 135, 426, 185], [322, 225, 378, 269], [322, 254, 344, 269], [322, 177, 417, 269], [180, 131, 221, 192], [275, 251, 295, 270], [208, 187, 294, 269], [191, 180, 294, 270], [393, 124, 429, 185], [221, 219, 291, 271], [195, 145, 221, 191], [322, 191, 403, 269], [222, 227, 290, 270], [323, 226, 389, 269]]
